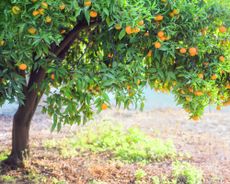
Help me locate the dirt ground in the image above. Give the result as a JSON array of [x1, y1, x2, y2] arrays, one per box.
[[0, 107, 230, 183]]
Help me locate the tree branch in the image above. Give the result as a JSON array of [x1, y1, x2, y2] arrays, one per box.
[[27, 20, 100, 91], [51, 20, 99, 59]]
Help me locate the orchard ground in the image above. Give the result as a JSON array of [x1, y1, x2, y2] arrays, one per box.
[[0, 91, 230, 183]]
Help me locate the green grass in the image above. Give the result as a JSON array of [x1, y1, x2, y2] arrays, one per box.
[[43, 122, 176, 163], [135, 169, 147, 181], [0, 175, 16, 183], [151, 162, 203, 184], [0, 123, 205, 183], [0, 150, 9, 161], [172, 161, 203, 184]]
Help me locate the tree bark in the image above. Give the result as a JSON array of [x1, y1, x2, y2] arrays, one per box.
[[2, 68, 46, 167]]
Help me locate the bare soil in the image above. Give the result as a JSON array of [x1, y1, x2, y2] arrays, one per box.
[[0, 107, 230, 183]]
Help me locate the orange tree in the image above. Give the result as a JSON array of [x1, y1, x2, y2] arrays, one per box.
[[0, 0, 229, 167]]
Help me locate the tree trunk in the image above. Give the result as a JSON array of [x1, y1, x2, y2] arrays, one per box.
[[2, 69, 46, 168], [4, 104, 37, 167]]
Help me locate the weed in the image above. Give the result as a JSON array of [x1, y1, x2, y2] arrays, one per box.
[[0, 175, 16, 183], [0, 151, 9, 161], [43, 123, 176, 163], [135, 169, 147, 181], [51, 177, 67, 184], [151, 175, 174, 184], [172, 161, 203, 184]]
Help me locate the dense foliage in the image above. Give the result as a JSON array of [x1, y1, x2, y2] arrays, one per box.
[[0, 0, 229, 129]]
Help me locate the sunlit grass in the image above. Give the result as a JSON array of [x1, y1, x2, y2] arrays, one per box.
[[44, 122, 176, 163]]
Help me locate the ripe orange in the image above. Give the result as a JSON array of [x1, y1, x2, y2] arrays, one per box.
[[147, 50, 152, 57], [19, 64, 27, 71], [198, 73, 204, 79], [90, 11, 97, 18], [28, 27, 37, 34], [216, 106, 221, 111], [194, 91, 203, 96], [188, 87, 193, 93], [154, 42, 161, 49], [180, 48, 187, 54], [84, 1, 92, 7], [219, 26, 227, 33], [115, 24, 122, 30], [125, 26, 132, 35], [32, 10, 40, 16], [138, 20, 144, 26], [219, 56, 225, 62], [51, 74, 55, 80], [59, 3, 65, 10], [101, 103, 108, 110], [12, 6, 21, 15], [159, 36, 166, 41], [189, 47, 197, 56], [191, 116, 199, 121], [211, 74, 217, 80], [157, 31, 164, 38], [154, 15, 164, 21]]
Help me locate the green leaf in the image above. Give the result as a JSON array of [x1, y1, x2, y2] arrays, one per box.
[[119, 29, 126, 40]]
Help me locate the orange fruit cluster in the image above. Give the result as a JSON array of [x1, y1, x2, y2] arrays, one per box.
[[125, 26, 140, 35], [188, 47, 198, 57], [169, 9, 179, 17]]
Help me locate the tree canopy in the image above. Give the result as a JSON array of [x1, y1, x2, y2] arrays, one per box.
[[0, 0, 229, 130]]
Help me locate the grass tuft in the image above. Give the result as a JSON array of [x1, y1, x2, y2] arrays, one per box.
[[43, 123, 176, 163]]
